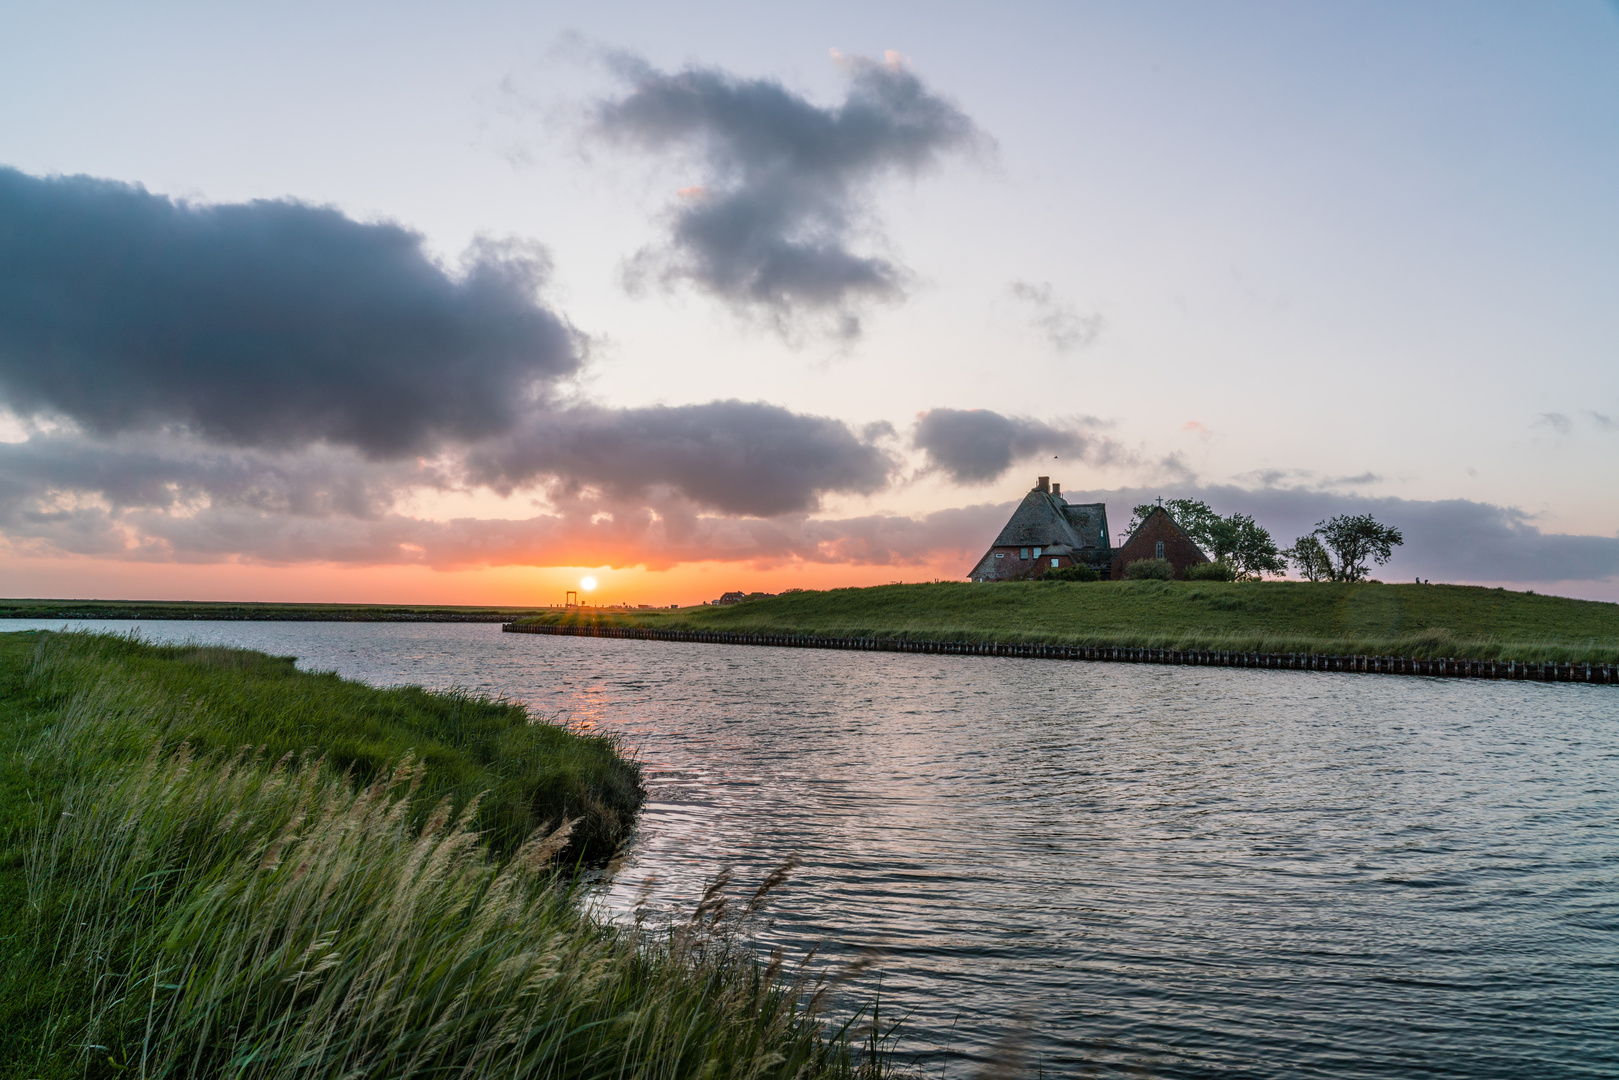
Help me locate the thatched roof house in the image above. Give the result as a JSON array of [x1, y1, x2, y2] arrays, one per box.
[[966, 477, 1112, 581]]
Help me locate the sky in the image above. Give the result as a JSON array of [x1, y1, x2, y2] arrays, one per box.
[[1, 0, 1616, 606]]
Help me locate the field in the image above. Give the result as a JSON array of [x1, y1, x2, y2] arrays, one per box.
[[519, 580, 1619, 664], [0, 630, 891, 1080]]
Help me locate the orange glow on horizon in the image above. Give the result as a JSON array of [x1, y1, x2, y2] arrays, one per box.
[[0, 552, 974, 609]]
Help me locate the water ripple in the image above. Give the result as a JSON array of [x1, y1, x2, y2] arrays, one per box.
[[19, 620, 1618, 1079]]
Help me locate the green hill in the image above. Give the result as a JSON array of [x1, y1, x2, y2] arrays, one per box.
[[519, 581, 1619, 664]]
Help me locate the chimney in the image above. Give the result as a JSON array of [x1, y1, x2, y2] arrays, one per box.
[[1052, 482, 1061, 496], [1037, 476, 1050, 493]]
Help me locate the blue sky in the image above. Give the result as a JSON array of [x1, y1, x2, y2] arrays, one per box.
[[1, 1, 1616, 602]]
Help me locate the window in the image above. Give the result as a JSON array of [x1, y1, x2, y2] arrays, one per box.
[[1156, 540, 1165, 559], [1020, 547, 1029, 559], [1051, 558, 1059, 567], [994, 552, 1004, 559], [1033, 547, 1042, 558]]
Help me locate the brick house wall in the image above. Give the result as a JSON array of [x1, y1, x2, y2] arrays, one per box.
[[1109, 509, 1209, 580], [978, 545, 1080, 581]]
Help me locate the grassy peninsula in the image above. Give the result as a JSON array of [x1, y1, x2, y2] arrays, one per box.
[[519, 580, 1619, 664], [0, 631, 891, 1080]]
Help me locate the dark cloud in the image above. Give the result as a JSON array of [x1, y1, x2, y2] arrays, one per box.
[[912, 408, 1115, 484], [0, 166, 906, 519], [1007, 281, 1102, 351], [468, 400, 894, 516], [0, 168, 582, 456], [594, 51, 982, 337]]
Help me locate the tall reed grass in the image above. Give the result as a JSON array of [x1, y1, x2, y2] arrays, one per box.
[[2, 633, 895, 1080], [22, 630, 643, 860]]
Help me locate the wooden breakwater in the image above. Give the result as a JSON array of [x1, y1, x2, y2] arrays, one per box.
[[502, 623, 1617, 685]]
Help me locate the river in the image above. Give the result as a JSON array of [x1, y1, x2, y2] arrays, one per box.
[[8, 620, 1617, 1078]]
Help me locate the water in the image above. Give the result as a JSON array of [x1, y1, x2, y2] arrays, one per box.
[[9, 620, 1618, 1078]]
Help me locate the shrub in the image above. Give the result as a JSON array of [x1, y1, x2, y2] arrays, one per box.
[[1041, 563, 1100, 582], [1184, 561, 1236, 582], [1123, 557, 1175, 581]]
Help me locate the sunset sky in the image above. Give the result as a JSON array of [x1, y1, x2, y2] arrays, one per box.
[[2, 1, 1617, 606]]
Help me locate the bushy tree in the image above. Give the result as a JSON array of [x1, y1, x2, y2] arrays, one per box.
[[1184, 561, 1236, 581], [1312, 514, 1403, 581], [1127, 499, 1284, 580], [1123, 557, 1175, 580], [1281, 535, 1333, 581], [1207, 514, 1287, 580], [1285, 515, 1403, 582]]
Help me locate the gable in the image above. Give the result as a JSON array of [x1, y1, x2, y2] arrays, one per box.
[[1059, 502, 1110, 549], [1108, 506, 1210, 578]]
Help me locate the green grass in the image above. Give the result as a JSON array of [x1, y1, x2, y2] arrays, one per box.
[[523, 580, 1619, 664], [9, 630, 641, 860], [0, 631, 895, 1079]]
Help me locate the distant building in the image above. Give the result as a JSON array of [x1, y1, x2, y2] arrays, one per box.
[[966, 477, 1113, 581], [1109, 504, 1209, 579], [710, 591, 775, 606]]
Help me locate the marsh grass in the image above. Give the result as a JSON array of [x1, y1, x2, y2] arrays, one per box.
[[0, 632, 896, 1080], [528, 581, 1619, 664], [21, 630, 641, 859]]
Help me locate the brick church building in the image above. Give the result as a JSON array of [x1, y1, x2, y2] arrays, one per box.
[[1106, 502, 1210, 579]]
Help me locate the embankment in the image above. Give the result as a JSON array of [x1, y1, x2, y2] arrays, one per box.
[[505, 621, 1616, 684], [512, 580, 1619, 669]]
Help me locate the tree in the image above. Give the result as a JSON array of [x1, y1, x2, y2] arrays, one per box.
[[1127, 499, 1285, 580], [1282, 535, 1333, 581], [1208, 513, 1287, 580], [1310, 514, 1403, 582]]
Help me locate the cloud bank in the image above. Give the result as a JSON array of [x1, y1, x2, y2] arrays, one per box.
[[912, 408, 1117, 484], [593, 50, 982, 338], [0, 168, 581, 456], [0, 168, 890, 519], [468, 400, 893, 516], [1062, 482, 1619, 588]]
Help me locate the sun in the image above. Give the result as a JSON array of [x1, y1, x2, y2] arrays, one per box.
[[579, 576, 598, 592]]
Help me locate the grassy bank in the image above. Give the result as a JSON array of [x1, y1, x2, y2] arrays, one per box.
[[521, 581, 1619, 664], [0, 598, 560, 621], [0, 631, 889, 1079]]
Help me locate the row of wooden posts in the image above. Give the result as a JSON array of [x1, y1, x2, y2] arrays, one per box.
[[501, 623, 1616, 685]]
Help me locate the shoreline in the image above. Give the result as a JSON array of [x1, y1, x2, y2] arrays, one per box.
[[503, 620, 1619, 685]]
